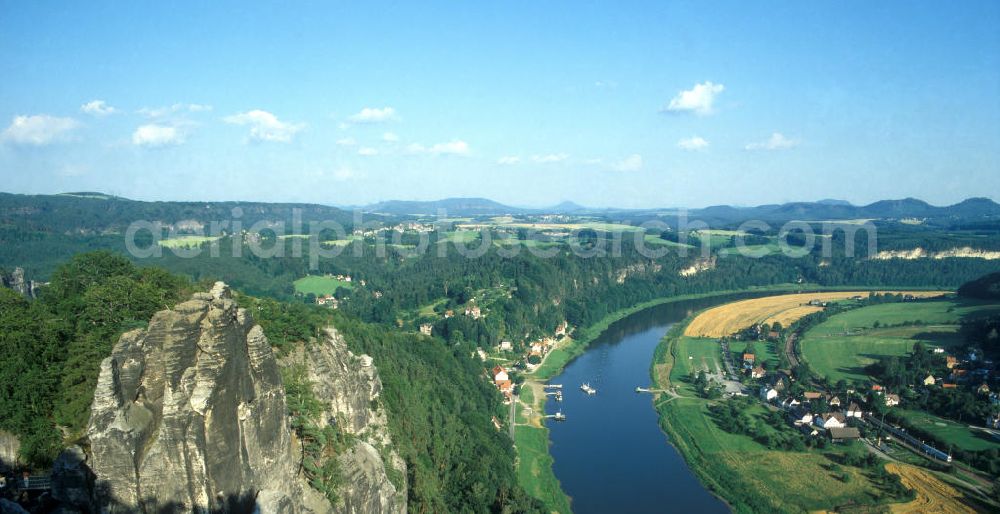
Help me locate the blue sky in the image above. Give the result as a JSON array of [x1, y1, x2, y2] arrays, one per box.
[[1, 1, 998, 208]]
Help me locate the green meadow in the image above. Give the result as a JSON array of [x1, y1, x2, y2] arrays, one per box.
[[293, 275, 354, 296], [800, 299, 1000, 383]]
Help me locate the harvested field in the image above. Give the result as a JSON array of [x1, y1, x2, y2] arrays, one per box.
[[683, 291, 945, 338], [886, 463, 975, 514]]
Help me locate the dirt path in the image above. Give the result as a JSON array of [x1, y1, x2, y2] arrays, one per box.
[[886, 463, 976, 514]]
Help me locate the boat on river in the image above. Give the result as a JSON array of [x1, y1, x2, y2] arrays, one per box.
[[580, 383, 596, 395]]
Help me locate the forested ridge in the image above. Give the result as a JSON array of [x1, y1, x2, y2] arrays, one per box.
[[0, 252, 543, 512]]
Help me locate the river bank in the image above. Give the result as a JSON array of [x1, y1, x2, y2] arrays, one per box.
[[649, 308, 917, 512], [514, 283, 950, 512]]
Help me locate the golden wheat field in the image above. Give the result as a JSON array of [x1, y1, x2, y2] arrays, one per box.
[[886, 463, 975, 514], [683, 291, 946, 337]]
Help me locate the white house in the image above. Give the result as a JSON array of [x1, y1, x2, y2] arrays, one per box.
[[492, 366, 509, 383], [846, 403, 863, 418], [499, 341, 513, 352], [885, 394, 900, 407], [760, 386, 779, 402], [923, 375, 936, 386], [816, 413, 847, 429], [781, 398, 801, 409], [791, 410, 814, 426]]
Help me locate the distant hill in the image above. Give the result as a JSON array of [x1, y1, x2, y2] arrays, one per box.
[[816, 199, 853, 206], [364, 197, 526, 216], [688, 197, 1000, 223], [548, 201, 588, 214], [0, 192, 359, 234]]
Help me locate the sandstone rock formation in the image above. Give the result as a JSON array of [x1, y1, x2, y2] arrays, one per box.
[[87, 282, 402, 513], [281, 328, 406, 514], [0, 267, 43, 299]]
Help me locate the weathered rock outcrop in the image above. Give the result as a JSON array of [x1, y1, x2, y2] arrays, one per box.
[[0, 267, 43, 299], [281, 329, 406, 514], [0, 430, 19, 470], [88, 282, 328, 513]]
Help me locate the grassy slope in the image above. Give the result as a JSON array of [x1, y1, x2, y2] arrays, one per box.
[[800, 300, 1000, 383], [514, 385, 573, 514], [293, 275, 354, 295], [652, 317, 900, 513], [896, 409, 1000, 453]]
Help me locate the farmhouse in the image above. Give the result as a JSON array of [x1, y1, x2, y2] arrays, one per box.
[[492, 366, 509, 383], [789, 409, 813, 426], [498, 340, 513, 352], [885, 394, 900, 407], [828, 395, 841, 407], [828, 427, 861, 443], [555, 321, 568, 337], [419, 323, 433, 336], [946, 356, 958, 369], [760, 386, 780, 402], [743, 353, 755, 365], [923, 374, 936, 386], [315, 295, 339, 309], [750, 366, 766, 379], [816, 413, 847, 429], [781, 398, 801, 409], [803, 391, 822, 401], [846, 403, 863, 418]]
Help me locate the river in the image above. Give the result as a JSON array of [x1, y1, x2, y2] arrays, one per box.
[[544, 296, 750, 513]]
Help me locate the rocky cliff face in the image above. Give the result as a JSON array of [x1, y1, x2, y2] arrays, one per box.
[[86, 283, 401, 513], [0, 267, 43, 299], [281, 329, 406, 514]]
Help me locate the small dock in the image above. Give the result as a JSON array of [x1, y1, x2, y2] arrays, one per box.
[[544, 384, 563, 390]]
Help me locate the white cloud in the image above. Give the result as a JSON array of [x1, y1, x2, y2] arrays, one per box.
[[677, 136, 710, 151], [139, 103, 212, 118], [382, 131, 399, 142], [531, 153, 569, 164], [81, 100, 116, 116], [1, 114, 80, 145], [595, 80, 618, 89], [745, 132, 799, 151], [132, 124, 183, 147], [348, 107, 397, 124], [611, 154, 643, 172], [408, 140, 470, 156], [358, 147, 378, 156], [336, 137, 357, 146], [664, 81, 724, 115], [497, 155, 521, 165], [223, 110, 303, 142]]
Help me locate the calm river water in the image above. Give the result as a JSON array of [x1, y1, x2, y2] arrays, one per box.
[[545, 296, 751, 513]]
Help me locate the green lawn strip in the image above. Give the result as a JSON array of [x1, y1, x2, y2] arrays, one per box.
[[293, 275, 354, 296], [157, 235, 222, 248], [515, 424, 572, 514], [896, 409, 1000, 453]]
